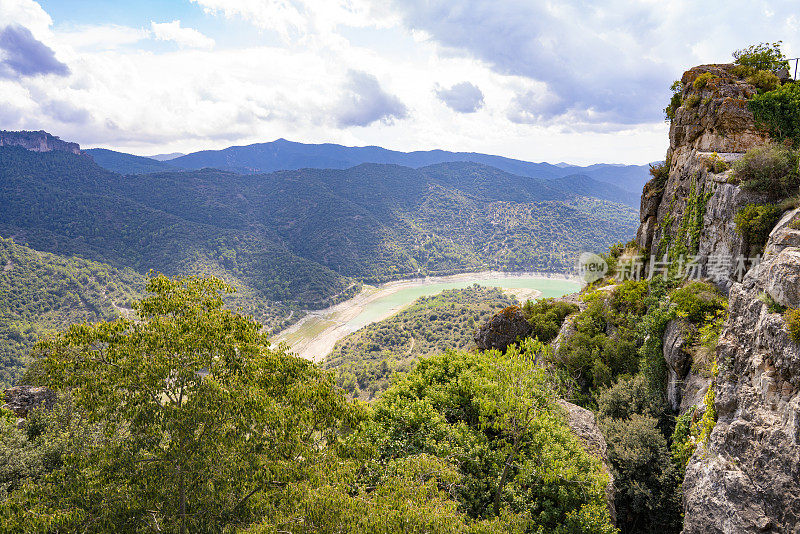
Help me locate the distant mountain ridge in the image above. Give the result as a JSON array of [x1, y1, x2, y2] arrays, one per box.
[[85, 148, 180, 175], [170, 138, 652, 193], [85, 138, 652, 194]]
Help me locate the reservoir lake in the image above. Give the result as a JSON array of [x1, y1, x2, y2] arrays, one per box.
[[273, 272, 582, 361]]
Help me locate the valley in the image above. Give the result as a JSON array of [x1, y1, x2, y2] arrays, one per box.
[[272, 271, 581, 361]]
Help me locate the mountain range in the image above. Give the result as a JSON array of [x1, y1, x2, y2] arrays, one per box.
[[85, 138, 653, 195], [0, 130, 639, 384]]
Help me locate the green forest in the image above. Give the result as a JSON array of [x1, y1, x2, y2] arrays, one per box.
[[0, 275, 616, 533], [0, 146, 636, 384], [0, 237, 145, 386]]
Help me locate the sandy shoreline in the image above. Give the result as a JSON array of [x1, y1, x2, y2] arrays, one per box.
[[272, 270, 582, 362]]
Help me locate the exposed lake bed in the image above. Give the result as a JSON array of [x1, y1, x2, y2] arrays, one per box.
[[273, 271, 582, 361]]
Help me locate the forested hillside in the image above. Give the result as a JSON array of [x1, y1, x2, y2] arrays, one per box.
[[85, 148, 180, 174], [0, 144, 636, 302], [326, 285, 517, 399], [0, 237, 145, 386]]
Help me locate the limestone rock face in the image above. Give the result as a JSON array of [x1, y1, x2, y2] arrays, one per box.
[[0, 130, 82, 155], [3, 386, 55, 418], [662, 319, 709, 412], [473, 306, 532, 351], [682, 211, 800, 534], [636, 64, 770, 290]]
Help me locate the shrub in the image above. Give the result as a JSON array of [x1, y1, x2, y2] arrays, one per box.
[[664, 80, 683, 121], [730, 64, 755, 78], [669, 282, 725, 324], [694, 306, 727, 376], [732, 143, 800, 197], [706, 152, 728, 173], [522, 298, 579, 343], [601, 414, 683, 534], [746, 70, 780, 93], [734, 203, 783, 253], [649, 159, 670, 188], [670, 407, 696, 470], [758, 292, 787, 314], [685, 94, 701, 108], [693, 72, 719, 90], [785, 308, 800, 342], [597, 374, 663, 421], [733, 41, 789, 72], [609, 280, 649, 316], [748, 83, 800, 146]]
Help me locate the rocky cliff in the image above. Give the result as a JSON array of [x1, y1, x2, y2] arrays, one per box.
[[682, 210, 800, 534], [0, 130, 82, 155], [637, 64, 800, 533], [637, 64, 770, 291]]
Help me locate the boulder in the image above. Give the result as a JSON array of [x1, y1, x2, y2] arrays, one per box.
[[474, 306, 532, 351], [662, 319, 697, 412], [558, 400, 616, 525], [3, 386, 55, 418], [764, 248, 800, 309]]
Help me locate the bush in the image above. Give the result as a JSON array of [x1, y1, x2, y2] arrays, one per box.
[[730, 64, 755, 78], [732, 143, 800, 197], [601, 414, 683, 534], [746, 70, 780, 93], [522, 298, 579, 343], [734, 203, 784, 253], [664, 80, 683, 121], [597, 374, 663, 421], [748, 84, 800, 147], [685, 94, 701, 108], [693, 72, 719, 90], [706, 152, 728, 173], [649, 159, 670, 188], [669, 282, 725, 324], [785, 308, 800, 342], [733, 41, 789, 72], [758, 292, 787, 314]]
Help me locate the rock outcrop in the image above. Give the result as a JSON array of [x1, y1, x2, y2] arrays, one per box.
[[558, 400, 616, 524], [474, 305, 532, 351], [0, 130, 82, 155], [636, 64, 769, 291], [682, 208, 800, 534], [3, 386, 55, 418], [639, 64, 800, 534]]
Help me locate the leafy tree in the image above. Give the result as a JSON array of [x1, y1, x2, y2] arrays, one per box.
[[522, 298, 579, 343], [361, 341, 617, 533], [748, 86, 800, 148], [601, 414, 682, 534], [5, 275, 359, 532], [732, 41, 789, 72]]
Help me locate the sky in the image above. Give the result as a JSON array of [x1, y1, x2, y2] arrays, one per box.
[[0, 0, 799, 164]]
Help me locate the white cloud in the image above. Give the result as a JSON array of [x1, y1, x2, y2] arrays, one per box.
[[151, 20, 215, 50], [435, 81, 484, 113], [58, 24, 149, 51], [3, 0, 800, 165], [334, 70, 408, 127]]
